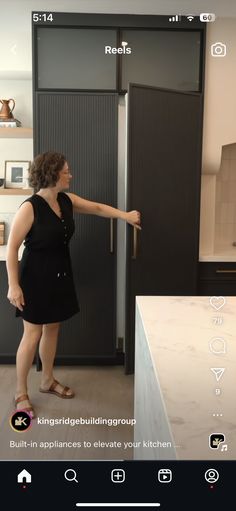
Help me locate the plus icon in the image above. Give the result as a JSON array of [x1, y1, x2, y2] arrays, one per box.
[[111, 469, 125, 483]]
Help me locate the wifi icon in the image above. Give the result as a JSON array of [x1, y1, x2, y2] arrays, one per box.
[[187, 15, 195, 22]]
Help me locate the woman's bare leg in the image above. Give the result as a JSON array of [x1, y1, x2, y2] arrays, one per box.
[[39, 323, 60, 385], [16, 319, 42, 397], [39, 322, 73, 396], [15, 320, 42, 406]]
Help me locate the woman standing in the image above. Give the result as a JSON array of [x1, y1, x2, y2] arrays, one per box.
[[6, 152, 141, 418]]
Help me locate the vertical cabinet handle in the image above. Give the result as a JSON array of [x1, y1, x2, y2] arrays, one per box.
[[216, 269, 236, 273], [132, 226, 138, 259], [110, 218, 114, 253]]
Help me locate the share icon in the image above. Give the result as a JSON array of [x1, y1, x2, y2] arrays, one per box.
[[211, 368, 225, 382]]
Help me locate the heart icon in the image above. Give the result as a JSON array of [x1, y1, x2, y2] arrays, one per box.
[[209, 296, 226, 311]]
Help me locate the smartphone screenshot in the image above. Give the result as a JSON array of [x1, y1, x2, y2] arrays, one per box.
[[0, 1, 235, 509]]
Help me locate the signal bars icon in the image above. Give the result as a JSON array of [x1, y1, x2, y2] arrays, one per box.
[[168, 14, 195, 23], [169, 15, 181, 22]]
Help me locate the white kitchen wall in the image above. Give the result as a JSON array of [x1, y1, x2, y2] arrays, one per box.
[[200, 143, 236, 258], [199, 17, 236, 257], [202, 18, 236, 175], [215, 143, 236, 250], [0, 139, 33, 179]]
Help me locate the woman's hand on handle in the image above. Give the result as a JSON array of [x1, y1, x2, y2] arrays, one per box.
[[7, 284, 25, 311], [125, 210, 141, 229]]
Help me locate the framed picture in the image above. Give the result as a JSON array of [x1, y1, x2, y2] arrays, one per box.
[[4, 160, 31, 188]]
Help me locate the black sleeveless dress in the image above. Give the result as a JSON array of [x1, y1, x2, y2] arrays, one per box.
[[16, 192, 79, 324]]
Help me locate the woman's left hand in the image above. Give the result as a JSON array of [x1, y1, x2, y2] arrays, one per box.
[[125, 210, 141, 229]]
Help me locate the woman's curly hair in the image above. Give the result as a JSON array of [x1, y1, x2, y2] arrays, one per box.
[[29, 152, 66, 192]]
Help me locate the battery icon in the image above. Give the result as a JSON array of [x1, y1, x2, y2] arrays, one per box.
[[200, 13, 216, 22]]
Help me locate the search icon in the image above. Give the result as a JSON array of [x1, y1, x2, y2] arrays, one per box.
[[64, 469, 78, 483]]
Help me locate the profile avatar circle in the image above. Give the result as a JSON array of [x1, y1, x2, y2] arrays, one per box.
[[10, 410, 32, 432], [205, 469, 219, 484]]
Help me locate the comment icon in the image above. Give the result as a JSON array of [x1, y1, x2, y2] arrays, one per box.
[[209, 337, 226, 355]]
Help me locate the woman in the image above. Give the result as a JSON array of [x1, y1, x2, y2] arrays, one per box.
[[6, 152, 141, 418]]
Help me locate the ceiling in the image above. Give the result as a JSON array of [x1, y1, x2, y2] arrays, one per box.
[[112, 0, 236, 17], [13, 0, 236, 18]]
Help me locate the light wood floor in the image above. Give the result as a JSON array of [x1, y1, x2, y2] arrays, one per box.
[[0, 365, 134, 460]]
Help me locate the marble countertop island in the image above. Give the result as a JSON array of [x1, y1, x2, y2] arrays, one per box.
[[134, 296, 236, 460]]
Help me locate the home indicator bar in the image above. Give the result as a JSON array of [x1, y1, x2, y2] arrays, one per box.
[[76, 504, 161, 508]]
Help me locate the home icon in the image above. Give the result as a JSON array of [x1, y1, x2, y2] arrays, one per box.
[[17, 469, 32, 484]]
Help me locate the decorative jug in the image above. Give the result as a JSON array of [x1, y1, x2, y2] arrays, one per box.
[[0, 99, 15, 120]]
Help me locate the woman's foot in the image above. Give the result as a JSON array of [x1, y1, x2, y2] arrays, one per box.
[[39, 378, 74, 399], [14, 394, 36, 419]]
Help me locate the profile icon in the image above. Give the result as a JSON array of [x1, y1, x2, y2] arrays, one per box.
[[10, 410, 32, 432], [205, 469, 219, 484], [209, 433, 225, 449]]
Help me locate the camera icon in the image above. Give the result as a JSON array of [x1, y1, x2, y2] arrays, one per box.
[[211, 42, 226, 57]]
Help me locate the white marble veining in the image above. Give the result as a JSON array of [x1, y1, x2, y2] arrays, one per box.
[[134, 296, 236, 460]]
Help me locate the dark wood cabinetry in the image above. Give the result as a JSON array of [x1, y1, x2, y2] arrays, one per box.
[[0, 263, 22, 362], [198, 262, 236, 295], [125, 84, 203, 373], [0, 14, 207, 366], [34, 93, 118, 363], [32, 12, 205, 94]]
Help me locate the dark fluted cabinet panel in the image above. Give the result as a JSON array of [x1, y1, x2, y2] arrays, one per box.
[[35, 93, 118, 360], [0, 263, 23, 362], [125, 84, 203, 373]]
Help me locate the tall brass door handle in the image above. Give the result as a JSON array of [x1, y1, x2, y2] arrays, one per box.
[[216, 269, 236, 273], [110, 218, 114, 253], [132, 226, 138, 259]]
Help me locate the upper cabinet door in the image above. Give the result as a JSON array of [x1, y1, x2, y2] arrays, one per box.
[[34, 22, 204, 93], [121, 30, 202, 92], [36, 28, 118, 90]]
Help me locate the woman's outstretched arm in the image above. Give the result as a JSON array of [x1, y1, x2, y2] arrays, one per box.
[[66, 192, 141, 229]]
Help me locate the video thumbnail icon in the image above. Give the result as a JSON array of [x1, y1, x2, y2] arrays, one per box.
[[158, 469, 172, 483]]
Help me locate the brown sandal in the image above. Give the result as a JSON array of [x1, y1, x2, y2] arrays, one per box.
[[14, 394, 36, 419], [39, 379, 75, 399]]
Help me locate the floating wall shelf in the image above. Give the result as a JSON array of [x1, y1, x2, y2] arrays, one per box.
[[0, 128, 33, 138], [0, 189, 32, 195]]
